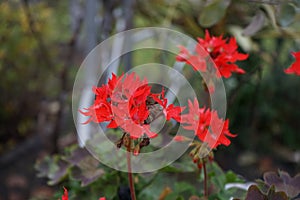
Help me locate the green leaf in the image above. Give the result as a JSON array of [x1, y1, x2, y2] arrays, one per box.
[[174, 182, 196, 194], [101, 184, 117, 199], [160, 165, 183, 173], [225, 171, 243, 183], [208, 162, 226, 189], [165, 193, 184, 200], [277, 3, 296, 27], [198, 0, 231, 27]]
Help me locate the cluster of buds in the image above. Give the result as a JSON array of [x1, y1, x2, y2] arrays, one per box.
[[115, 132, 150, 156], [189, 142, 214, 169]]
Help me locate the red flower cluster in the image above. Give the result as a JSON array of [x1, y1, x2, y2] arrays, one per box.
[[176, 30, 248, 78], [181, 98, 236, 149], [284, 51, 300, 76], [80, 73, 184, 139], [60, 187, 106, 200]]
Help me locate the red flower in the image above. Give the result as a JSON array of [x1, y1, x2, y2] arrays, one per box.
[[81, 72, 168, 139], [181, 98, 200, 130], [108, 73, 121, 94], [79, 84, 115, 126], [110, 73, 156, 139], [59, 187, 106, 200], [181, 98, 236, 148], [150, 89, 185, 122], [284, 51, 300, 76], [176, 30, 248, 78], [173, 135, 191, 142], [177, 46, 207, 72], [80, 72, 185, 140], [176, 45, 191, 62], [61, 187, 68, 200]]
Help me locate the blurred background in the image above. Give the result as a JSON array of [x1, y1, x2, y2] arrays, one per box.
[[0, 0, 300, 199]]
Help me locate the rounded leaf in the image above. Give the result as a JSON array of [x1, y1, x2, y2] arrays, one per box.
[[198, 0, 231, 27]]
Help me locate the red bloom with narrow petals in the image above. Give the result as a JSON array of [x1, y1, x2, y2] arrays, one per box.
[[176, 46, 191, 62], [150, 89, 185, 123], [79, 84, 115, 126], [181, 98, 236, 148], [177, 46, 207, 72], [80, 72, 184, 140], [284, 51, 300, 76], [110, 73, 156, 138], [176, 30, 248, 78], [61, 187, 68, 200]]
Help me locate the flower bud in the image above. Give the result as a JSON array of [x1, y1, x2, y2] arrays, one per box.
[[133, 144, 140, 156], [197, 162, 203, 169]]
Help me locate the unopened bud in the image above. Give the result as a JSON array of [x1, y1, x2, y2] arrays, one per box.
[[189, 146, 200, 158], [193, 154, 200, 163], [197, 162, 203, 169], [139, 137, 150, 148], [133, 144, 140, 156], [208, 153, 214, 162], [123, 133, 131, 148], [116, 139, 123, 148]]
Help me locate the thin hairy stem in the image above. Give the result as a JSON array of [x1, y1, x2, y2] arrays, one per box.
[[126, 140, 136, 200], [203, 161, 208, 198]]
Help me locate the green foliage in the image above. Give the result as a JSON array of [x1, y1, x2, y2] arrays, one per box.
[[36, 144, 251, 199], [206, 162, 246, 200], [198, 0, 231, 28]]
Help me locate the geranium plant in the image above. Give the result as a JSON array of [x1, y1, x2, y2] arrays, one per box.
[[77, 30, 247, 200], [35, 29, 300, 200]]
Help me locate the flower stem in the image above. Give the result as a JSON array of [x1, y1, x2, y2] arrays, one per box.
[[203, 161, 208, 198], [126, 141, 136, 200]]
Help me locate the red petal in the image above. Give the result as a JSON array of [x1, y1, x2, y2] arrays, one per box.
[[166, 104, 185, 122], [284, 51, 300, 75], [61, 187, 68, 200], [176, 45, 191, 62], [107, 120, 118, 128]]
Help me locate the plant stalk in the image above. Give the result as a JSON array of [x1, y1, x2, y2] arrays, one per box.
[[203, 161, 208, 198], [126, 140, 136, 200]]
